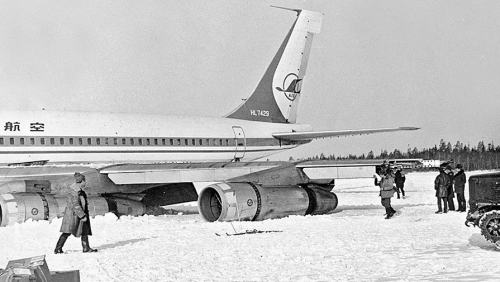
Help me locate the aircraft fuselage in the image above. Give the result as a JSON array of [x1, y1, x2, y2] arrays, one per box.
[[0, 110, 312, 165]]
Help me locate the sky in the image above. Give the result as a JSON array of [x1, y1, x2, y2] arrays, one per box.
[[2, 171, 500, 281], [0, 0, 499, 160]]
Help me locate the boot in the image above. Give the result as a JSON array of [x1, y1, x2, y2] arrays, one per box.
[[54, 234, 68, 254], [81, 236, 98, 253], [384, 207, 390, 216]]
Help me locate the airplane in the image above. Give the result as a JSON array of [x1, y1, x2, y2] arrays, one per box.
[[0, 8, 419, 226]]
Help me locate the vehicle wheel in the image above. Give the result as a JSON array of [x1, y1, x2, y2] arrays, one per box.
[[480, 211, 500, 243]]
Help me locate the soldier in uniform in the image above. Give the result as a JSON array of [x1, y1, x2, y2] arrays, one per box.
[[378, 168, 397, 219], [54, 172, 97, 254], [445, 165, 456, 211], [454, 164, 467, 212], [394, 167, 406, 199], [434, 167, 449, 214]]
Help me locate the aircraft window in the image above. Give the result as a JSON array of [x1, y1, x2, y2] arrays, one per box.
[[69, 138, 74, 145], [191, 139, 195, 146], [78, 138, 83, 145], [184, 139, 188, 146], [177, 139, 181, 145], [219, 139, 223, 146], [130, 138, 135, 145], [40, 138, 45, 145], [0, 138, 3, 145], [226, 139, 229, 146], [30, 138, 35, 145], [170, 139, 173, 146], [87, 138, 92, 145], [162, 139, 166, 146], [20, 138, 25, 145], [10, 138, 14, 145], [154, 139, 158, 146], [96, 138, 101, 145], [199, 139, 202, 146], [114, 138, 118, 145], [138, 138, 143, 146], [146, 139, 150, 146], [105, 138, 109, 145], [206, 139, 209, 145], [50, 138, 55, 145], [122, 138, 126, 145], [60, 138, 64, 145]]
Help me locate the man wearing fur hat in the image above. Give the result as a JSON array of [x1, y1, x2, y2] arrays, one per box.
[[54, 172, 97, 254]]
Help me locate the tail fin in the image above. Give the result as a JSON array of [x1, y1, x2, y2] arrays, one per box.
[[226, 9, 323, 123]]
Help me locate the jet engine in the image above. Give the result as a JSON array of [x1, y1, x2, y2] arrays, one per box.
[[0, 193, 146, 227], [197, 182, 338, 222]]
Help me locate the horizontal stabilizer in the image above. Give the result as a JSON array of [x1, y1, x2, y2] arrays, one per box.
[[272, 127, 420, 141]]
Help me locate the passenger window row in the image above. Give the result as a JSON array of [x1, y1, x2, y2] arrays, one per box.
[[0, 137, 233, 146]]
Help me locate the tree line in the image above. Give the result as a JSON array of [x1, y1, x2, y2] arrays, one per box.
[[297, 139, 500, 171]]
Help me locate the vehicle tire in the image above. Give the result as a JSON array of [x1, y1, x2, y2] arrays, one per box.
[[480, 211, 500, 243]]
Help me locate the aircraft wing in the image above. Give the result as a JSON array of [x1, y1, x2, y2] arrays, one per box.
[[99, 160, 382, 185], [272, 127, 420, 141], [98, 161, 286, 185]]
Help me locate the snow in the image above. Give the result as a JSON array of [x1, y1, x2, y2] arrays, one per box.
[[1, 171, 500, 281]]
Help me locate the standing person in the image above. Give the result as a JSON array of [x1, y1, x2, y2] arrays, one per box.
[[434, 167, 449, 214], [378, 169, 397, 219], [54, 172, 97, 254], [394, 167, 406, 199], [445, 165, 456, 211], [454, 164, 467, 212]]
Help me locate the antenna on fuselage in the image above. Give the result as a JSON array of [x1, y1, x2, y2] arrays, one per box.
[[270, 6, 301, 15]]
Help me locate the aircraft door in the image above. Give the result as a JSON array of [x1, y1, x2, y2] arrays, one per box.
[[232, 126, 246, 160]]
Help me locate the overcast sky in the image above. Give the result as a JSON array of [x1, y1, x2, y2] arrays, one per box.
[[1, 0, 499, 160]]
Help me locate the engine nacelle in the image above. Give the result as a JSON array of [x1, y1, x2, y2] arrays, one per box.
[[0, 193, 146, 227], [197, 182, 338, 222]]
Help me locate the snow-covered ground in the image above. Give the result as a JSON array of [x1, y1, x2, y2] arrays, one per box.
[[1, 171, 500, 282]]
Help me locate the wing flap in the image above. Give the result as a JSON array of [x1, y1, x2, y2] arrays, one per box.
[[298, 160, 382, 180], [273, 127, 420, 141], [99, 162, 286, 185]]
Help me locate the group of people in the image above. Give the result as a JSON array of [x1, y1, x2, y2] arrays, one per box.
[[376, 160, 467, 219], [434, 162, 467, 213], [376, 161, 406, 219]]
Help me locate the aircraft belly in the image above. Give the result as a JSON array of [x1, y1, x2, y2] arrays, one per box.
[[0, 145, 290, 165]]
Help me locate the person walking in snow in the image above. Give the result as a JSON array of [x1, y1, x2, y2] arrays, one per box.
[[434, 167, 449, 214], [377, 168, 397, 219], [454, 164, 467, 212], [54, 172, 98, 254], [394, 167, 406, 199]]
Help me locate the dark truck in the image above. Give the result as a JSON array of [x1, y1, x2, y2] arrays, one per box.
[[465, 172, 500, 247]]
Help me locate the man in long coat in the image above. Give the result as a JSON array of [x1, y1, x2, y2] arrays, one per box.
[[454, 164, 467, 212], [434, 168, 449, 214], [54, 172, 97, 254]]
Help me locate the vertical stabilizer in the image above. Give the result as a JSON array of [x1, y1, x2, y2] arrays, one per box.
[[226, 9, 323, 123]]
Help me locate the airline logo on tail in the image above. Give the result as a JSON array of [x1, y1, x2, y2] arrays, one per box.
[[276, 73, 302, 101], [226, 10, 323, 124]]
